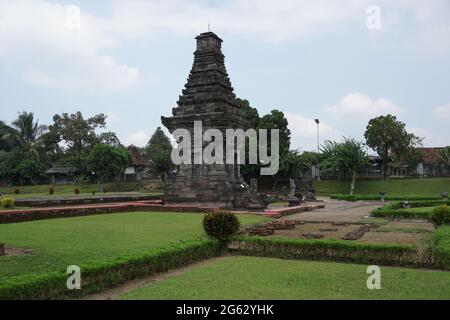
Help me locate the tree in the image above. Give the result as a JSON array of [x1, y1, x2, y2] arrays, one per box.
[[364, 114, 421, 179], [279, 150, 309, 179], [86, 144, 131, 183], [145, 127, 174, 184], [48, 112, 107, 153], [2, 112, 47, 155], [259, 109, 291, 156], [48, 112, 120, 175], [0, 149, 44, 185], [0, 121, 15, 152], [320, 138, 370, 195], [237, 98, 260, 129], [436, 146, 450, 166]]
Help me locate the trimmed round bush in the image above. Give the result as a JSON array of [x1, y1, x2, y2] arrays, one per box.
[[13, 188, 20, 195], [1, 197, 15, 209], [48, 187, 55, 195], [431, 205, 450, 226], [203, 210, 240, 242], [74, 188, 80, 195]]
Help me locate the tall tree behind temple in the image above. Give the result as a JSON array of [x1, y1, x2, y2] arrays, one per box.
[[259, 109, 291, 157], [145, 127, 174, 184], [237, 98, 260, 129]]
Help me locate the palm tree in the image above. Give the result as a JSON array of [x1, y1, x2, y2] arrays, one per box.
[[2, 112, 47, 155]]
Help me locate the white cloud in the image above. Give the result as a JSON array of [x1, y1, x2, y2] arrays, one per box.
[[408, 127, 448, 147], [0, 0, 141, 91], [126, 130, 150, 147], [286, 112, 342, 151], [433, 102, 450, 120], [1, 0, 449, 91], [322, 93, 403, 118]]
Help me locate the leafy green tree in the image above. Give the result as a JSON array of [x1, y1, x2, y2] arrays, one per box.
[[86, 144, 131, 183], [48, 112, 122, 174], [0, 149, 44, 185], [259, 109, 291, 156], [48, 112, 107, 153], [2, 112, 47, 155], [364, 114, 421, 179], [237, 98, 260, 129], [321, 138, 370, 195], [145, 127, 174, 184], [436, 146, 450, 166], [0, 121, 15, 152], [279, 150, 309, 178]]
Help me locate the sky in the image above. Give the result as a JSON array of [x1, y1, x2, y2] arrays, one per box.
[[0, 0, 449, 152]]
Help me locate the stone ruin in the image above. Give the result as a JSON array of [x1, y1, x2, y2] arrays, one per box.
[[161, 32, 267, 210]]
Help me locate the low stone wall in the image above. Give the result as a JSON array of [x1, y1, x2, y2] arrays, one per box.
[[15, 194, 163, 207], [0, 243, 4, 256], [243, 220, 304, 236], [263, 204, 325, 218], [0, 202, 218, 224]]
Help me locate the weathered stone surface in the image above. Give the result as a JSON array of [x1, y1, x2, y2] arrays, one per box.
[[161, 32, 266, 209]]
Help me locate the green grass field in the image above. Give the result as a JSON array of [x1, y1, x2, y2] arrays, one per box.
[[0, 212, 268, 280], [121, 256, 450, 300], [313, 178, 450, 196]]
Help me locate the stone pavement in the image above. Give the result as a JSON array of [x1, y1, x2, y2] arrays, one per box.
[[279, 197, 383, 223]]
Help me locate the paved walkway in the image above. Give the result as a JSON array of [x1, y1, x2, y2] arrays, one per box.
[[279, 197, 383, 223]]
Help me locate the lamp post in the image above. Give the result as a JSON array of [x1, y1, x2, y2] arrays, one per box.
[[315, 119, 320, 181]]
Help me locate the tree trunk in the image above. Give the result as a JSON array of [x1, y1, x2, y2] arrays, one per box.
[[350, 171, 357, 195]]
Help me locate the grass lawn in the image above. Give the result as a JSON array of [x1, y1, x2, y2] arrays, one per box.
[[312, 178, 450, 196], [121, 256, 450, 300], [0, 212, 269, 280]]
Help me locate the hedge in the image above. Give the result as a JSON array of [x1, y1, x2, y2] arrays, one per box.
[[331, 194, 442, 202], [0, 240, 220, 300], [431, 226, 450, 270], [371, 200, 449, 219], [230, 236, 419, 267]]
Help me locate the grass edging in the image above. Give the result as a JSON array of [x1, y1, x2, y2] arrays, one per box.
[[431, 226, 450, 270], [371, 200, 448, 219], [0, 239, 220, 300], [229, 236, 419, 267]]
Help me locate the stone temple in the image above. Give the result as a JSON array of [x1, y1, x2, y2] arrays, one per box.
[[161, 32, 267, 209]]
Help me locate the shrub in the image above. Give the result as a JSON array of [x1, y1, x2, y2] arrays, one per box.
[[1, 197, 15, 209], [13, 188, 20, 195], [231, 236, 418, 267], [92, 190, 96, 195], [430, 205, 450, 226], [203, 210, 240, 242], [371, 200, 449, 219], [0, 240, 220, 300], [431, 226, 450, 270], [74, 188, 80, 195], [48, 187, 55, 195]]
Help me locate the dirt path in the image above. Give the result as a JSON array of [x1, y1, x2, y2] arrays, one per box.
[[85, 256, 229, 300]]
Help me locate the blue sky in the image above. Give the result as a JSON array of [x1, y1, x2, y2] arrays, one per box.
[[0, 0, 449, 151]]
